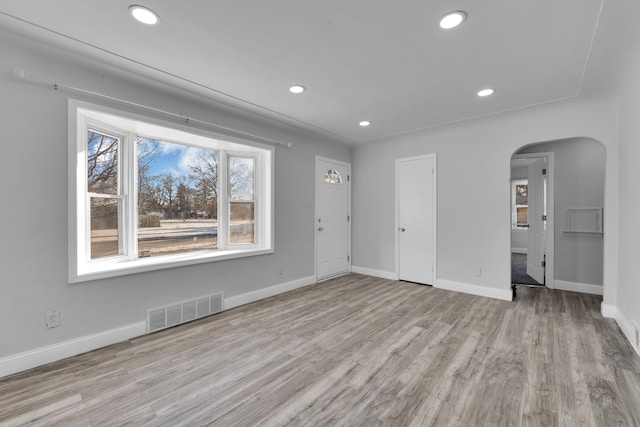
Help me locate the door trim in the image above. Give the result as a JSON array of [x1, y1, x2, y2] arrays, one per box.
[[395, 153, 437, 282], [314, 156, 351, 281], [511, 152, 555, 289]]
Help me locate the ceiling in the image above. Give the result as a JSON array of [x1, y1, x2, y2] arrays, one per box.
[[0, 0, 604, 144]]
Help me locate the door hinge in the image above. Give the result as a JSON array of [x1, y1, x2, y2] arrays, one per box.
[[347, 175, 350, 181], [347, 215, 350, 221], [542, 214, 547, 221], [541, 261, 546, 267], [347, 255, 350, 261], [542, 168, 547, 175]]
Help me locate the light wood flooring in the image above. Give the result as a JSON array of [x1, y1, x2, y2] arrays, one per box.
[[1, 274, 639, 426]]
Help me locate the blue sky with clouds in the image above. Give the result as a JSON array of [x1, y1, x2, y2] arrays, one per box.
[[141, 139, 211, 179]]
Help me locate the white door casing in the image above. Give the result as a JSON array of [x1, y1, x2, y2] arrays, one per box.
[[396, 154, 436, 285], [527, 157, 546, 283], [315, 157, 350, 281]]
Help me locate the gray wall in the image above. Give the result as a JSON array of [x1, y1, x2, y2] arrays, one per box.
[[582, 0, 640, 341], [352, 97, 618, 300], [0, 28, 350, 358], [519, 138, 605, 287]]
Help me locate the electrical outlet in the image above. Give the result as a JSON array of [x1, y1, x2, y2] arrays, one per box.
[[46, 311, 60, 329], [474, 266, 482, 277], [278, 265, 285, 275]]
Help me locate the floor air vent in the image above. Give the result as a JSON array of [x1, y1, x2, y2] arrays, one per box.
[[147, 292, 223, 333]]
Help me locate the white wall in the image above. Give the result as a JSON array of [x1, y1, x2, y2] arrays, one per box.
[[0, 28, 350, 369], [582, 0, 640, 353], [510, 230, 528, 253], [352, 97, 618, 303], [519, 138, 605, 288]]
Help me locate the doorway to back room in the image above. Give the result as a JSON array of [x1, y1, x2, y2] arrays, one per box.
[[510, 138, 605, 296]]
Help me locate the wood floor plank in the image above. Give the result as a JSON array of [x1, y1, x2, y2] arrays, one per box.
[[1, 274, 639, 426]]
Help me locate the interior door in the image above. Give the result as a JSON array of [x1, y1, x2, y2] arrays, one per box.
[[315, 158, 350, 281], [527, 158, 546, 283], [397, 155, 435, 284]]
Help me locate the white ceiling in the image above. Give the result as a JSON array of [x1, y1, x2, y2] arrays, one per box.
[[0, 0, 604, 144]]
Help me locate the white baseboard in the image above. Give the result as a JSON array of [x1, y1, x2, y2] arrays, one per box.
[[511, 248, 527, 254], [435, 279, 513, 301], [0, 276, 318, 379], [0, 322, 146, 379], [554, 280, 603, 295], [601, 303, 616, 318], [224, 275, 316, 310], [351, 266, 397, 281]]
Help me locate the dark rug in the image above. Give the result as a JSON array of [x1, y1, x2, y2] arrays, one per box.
[[512, 253, 542, 285]]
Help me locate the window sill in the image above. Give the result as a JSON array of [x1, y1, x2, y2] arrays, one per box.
[[71, 247, 274, 283]]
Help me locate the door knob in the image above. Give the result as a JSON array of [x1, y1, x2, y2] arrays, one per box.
[[398, 227, 405, 232], [318, 227, 324, 231]]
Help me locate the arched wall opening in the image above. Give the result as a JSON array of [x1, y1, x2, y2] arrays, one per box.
[[510, 137, 606, 297]]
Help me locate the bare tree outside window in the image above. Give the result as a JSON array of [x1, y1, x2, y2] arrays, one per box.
[[87, 130, 118, 194], [73, 106, 272, 282], [87, 130, 121, 259], [136, 139, 219, 257]]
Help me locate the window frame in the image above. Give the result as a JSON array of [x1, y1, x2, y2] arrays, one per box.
[[511, 178, 529, 230], [69, 99, 274, 283]]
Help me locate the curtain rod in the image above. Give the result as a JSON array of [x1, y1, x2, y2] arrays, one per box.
[[12, 67, 293, 149]]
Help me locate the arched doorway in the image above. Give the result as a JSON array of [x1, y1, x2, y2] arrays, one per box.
[[510, 137, 605, 295]]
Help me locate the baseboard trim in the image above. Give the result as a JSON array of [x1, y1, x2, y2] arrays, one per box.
[[0, 322, 146, 379], [601, 303, 616, 318], [435, 279, 513, 301], [511, 248, 527, 254], [224, 275, 316, 310], [554, 280, 603, 295], [1, 276, 318, 379], [351, 266, 397, 281], [601, 304, 640, 357]]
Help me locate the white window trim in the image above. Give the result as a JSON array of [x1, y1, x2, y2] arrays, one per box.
[[68, 99, 274, 283]]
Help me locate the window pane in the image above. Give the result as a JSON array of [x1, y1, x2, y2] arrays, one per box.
[[516, 184, 528, 205], [517, 207, 528, 225], [323, 169, 342, 184], [229, 157, 254, 201], [88, 130, 119, 194], [230, 202, 255, 244], [90, 197, 120, 259], [136, 138, 218, 257], [229, 157, 255, 244]]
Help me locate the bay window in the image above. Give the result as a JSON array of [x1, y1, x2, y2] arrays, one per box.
[[69, 100, 273, 282]]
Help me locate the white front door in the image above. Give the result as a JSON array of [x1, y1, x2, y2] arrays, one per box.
[[397, 155, 436, 285], [315, 157, 350, 281], [527, 158, 546, 283]]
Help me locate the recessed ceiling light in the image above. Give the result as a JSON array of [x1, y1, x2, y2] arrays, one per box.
[[129, 5, 159, 25], [359, 121, 371, 127], [477, 88, 495, 97], [439, 11, 466, 29], [289, 85, 305, 94]]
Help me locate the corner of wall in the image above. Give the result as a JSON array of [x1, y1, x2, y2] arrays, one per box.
[[601, 302, 640, 358]]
